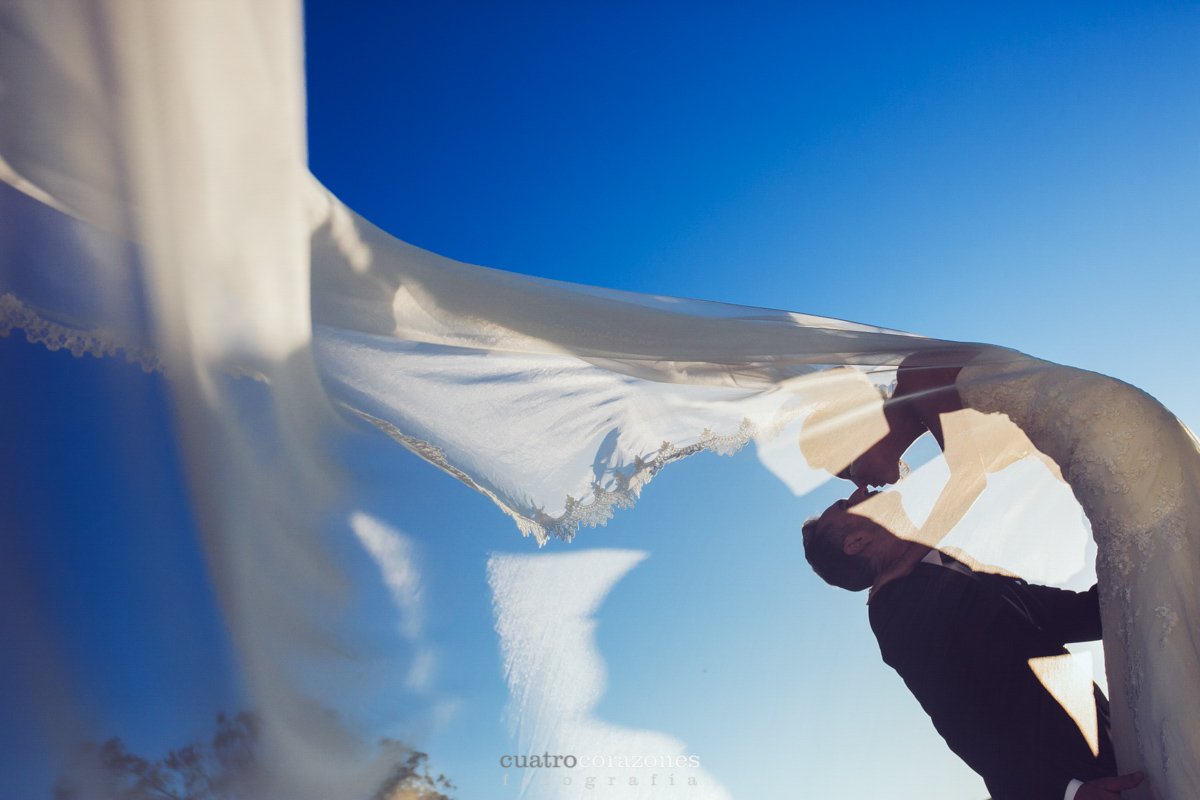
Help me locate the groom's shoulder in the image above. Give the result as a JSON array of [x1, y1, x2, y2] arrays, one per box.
[[868, 562, 996, 643]]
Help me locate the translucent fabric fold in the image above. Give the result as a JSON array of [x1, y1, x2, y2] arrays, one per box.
[[4, 2, 1197, 799]]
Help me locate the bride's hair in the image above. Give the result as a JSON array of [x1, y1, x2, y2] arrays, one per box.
[[802, 501, 875, 592]]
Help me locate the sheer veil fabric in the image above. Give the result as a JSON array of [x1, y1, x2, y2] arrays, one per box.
[[2, 2, 1196, 799], [0, 1, 368, 797]]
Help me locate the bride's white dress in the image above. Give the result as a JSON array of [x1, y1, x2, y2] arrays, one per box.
[[957, 350, 1200, 800]]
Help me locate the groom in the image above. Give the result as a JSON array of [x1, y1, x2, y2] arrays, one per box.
[[802, 495, 1144, 800]]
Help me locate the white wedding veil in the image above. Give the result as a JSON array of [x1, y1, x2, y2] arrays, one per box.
[[2, 1, 1164, 798]]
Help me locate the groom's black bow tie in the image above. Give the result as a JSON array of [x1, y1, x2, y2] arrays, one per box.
[[935, 550, 973, 575]]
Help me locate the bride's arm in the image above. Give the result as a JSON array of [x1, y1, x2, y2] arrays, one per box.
[[916, 409, 1066, 547], [910, 411, 990, 546]]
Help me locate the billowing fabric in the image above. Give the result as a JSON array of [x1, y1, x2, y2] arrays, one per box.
[[1, 2, 369, 798], [2, 2, 1197, 799], [306, 182, 966, 543]]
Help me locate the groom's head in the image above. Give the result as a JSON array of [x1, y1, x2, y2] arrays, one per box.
[[802, 496, 900, 592]]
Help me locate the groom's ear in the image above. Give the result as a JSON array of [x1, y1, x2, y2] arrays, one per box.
[[843, 530, 869, 556]]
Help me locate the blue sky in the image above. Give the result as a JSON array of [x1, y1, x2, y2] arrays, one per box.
[[2, 2, 1198, 799], [301, 7, 1198, 793], [304, 1, 1200, 422]]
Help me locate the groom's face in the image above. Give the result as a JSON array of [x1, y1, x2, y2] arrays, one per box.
[[820, 499, 904, 562], [822, 501, 881, 547]]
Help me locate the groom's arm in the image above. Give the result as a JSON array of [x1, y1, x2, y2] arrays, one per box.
[[1018, 581, 1102, 644]]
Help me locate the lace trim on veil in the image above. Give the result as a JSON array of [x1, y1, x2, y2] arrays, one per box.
[[0, 292, 162, 372], [0, 292, 275, 381], [346, 406, 758, 545], [2, 289, 771, 545]]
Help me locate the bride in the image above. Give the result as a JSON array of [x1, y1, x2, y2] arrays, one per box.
[[834, 345, 1200, 800]]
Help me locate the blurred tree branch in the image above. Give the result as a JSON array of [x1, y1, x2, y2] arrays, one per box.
[[54, 711, 454, 800]]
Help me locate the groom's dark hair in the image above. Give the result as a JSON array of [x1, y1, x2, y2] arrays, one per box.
[[802, 501, 875, 592]]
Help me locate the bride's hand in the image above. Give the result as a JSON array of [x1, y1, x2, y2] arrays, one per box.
[[1076, 771, 1144, 799]]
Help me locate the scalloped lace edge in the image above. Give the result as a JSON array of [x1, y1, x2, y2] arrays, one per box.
[[2, 289, 771, 544], [345, 405, 759, 545], [0, 292, 162, 372], [0, 292, 275, 381]]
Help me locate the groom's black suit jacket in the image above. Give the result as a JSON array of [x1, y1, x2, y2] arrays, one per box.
[[869, 555, 1116, 800]]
